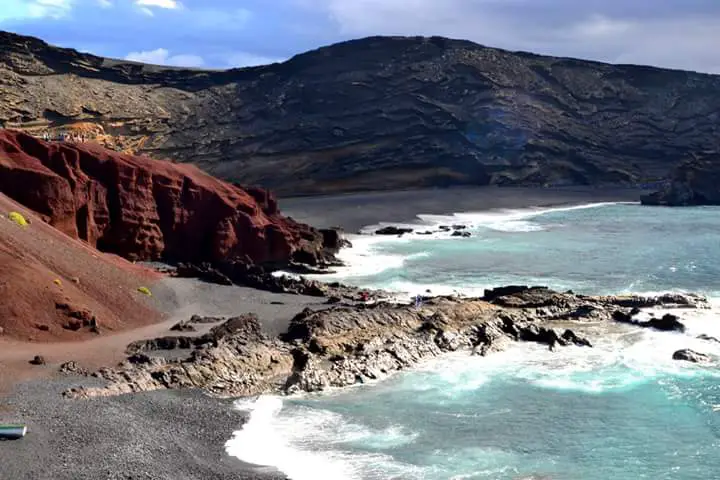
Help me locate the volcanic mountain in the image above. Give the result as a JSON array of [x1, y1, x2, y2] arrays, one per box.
[[2, 30, 720, 195]]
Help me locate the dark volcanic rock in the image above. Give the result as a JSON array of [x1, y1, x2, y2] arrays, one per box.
[[59, 361, 89, 375], [698, 334, 720, 343], [645, 314, 686, 332], [175, 263, 233, 286], [65, 288, 707, 400], [613, 311, 686, 332], [126, 336, 197, 353], [451, 231, 471, 237], [29, 355, 46, 365], [375, 226, 414, 235], [672, 349, 711, 363], [170, 321, 197, 332], [189, 315, 225, 324], [642, 155, 720, 206], [5, 32, 720, 195]]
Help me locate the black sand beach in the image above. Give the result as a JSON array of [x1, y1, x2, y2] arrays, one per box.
[[0, 278, 324, 480], [0, 186, 642, 480], [279, 186, 643, 231]]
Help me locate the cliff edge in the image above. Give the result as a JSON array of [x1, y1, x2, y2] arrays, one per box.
[[0, 130, 334, 265]]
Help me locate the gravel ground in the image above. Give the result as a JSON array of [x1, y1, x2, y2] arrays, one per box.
[[0, 376, 287, 480], [0, 276, 326, 480]]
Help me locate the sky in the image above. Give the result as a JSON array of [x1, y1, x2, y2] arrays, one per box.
[[2, 0, 720, 73]]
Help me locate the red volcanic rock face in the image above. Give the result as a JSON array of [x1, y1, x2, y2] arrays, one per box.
[[0, 130, 327, 264]]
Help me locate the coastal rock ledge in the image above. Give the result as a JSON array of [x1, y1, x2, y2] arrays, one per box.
[[64, 287, 706, 399], [641, 155, 720, 207]]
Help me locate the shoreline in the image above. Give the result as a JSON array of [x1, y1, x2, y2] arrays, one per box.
[[0, 187, 668, 480], [279, 185, 643, 231]]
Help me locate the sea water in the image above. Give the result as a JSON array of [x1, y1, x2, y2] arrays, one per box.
[[227, 203, 720, 480]]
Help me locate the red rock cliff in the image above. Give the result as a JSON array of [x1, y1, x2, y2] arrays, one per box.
[[0, 130, 329, 264]]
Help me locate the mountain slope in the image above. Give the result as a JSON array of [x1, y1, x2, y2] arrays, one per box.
[[0, 192, 162, 341], [2, 31, 720, 195]]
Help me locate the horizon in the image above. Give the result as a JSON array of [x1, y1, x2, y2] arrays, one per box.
[[1, 1, 720, 74]]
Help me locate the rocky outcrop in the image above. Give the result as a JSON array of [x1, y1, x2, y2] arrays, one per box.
[[29, 355, 46, 365], [3, 31, 720, 195], [375, 226, 413, 235], [641, 155, 720, 206], [63, 287, 706, 399], [0, 129, 338, 265], [672, 349, 712, 363], [612, 311, 687, 333]]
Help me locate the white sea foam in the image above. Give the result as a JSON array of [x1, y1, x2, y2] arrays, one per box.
[[309, 202, 631, 291], [416, 201, 630, 233], [226, 303, 720, 480], [226, 395, 423, 480], [230, 201, 720, 479]]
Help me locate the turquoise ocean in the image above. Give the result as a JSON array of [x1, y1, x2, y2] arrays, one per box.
[[226, 203, 720, 480]]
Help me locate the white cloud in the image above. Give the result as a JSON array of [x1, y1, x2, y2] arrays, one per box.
[[27, 0, 73, 19], [97, 0, 112, 7], [572, 14, 632, 38], [193, 8, 252, 30], [125, 48, 204, 67], [302, 0, 720, 73], [139, 6, 153, 16], [135, 0, 179, 9], [225, 52, 284, 68]]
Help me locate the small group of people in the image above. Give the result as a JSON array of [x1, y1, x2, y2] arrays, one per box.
[[41, 131, 90, 143]]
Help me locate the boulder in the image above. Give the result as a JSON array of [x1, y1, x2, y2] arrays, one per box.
[[175, 262, 233, 286], [672, 349, 711, 363], [644, 314, 686, 333], [170, 321, 197, 332], [698, 334, 720, 343], [189, 315, 225, 324], [59, 361, 89, 375], [451, 231, 471, 237], [29, 355, 46, 365], [375, 226, 413, 235], [613, 311, 686, 333], [63, 319, 83, 331], [483, 285, 532, 301], [319, 228, 351, 250]]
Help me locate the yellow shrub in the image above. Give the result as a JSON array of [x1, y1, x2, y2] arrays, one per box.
[[53, 279, 62, 286], [8, 211, 28, 227], [137, 286, 152, 296]]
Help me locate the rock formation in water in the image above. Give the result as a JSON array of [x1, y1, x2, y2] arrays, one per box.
[[3, 31, 720, 195], [64, 287, 706, 399], [641, 155, 720, 206], [0, 129, 336, 265], [672, 349, 712, 363]]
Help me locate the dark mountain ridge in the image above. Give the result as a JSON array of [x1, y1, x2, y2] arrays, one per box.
[[2, 30, 719, 195]]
